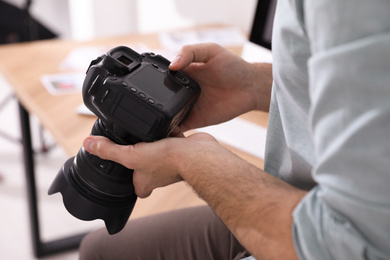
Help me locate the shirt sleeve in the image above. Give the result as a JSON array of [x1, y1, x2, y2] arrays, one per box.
[[292, 0, 390, 259]]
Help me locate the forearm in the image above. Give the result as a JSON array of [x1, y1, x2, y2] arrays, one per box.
[[175, 138, 305, 259], [83, 131, 303, 258]]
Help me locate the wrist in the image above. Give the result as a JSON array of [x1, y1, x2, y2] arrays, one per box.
[[170, 133, 224, 183], [247, 62, 273, 112]]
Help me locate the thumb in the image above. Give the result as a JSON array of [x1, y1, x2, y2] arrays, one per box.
[[83, 136, 136, 169], [169, 43, 222, 71]]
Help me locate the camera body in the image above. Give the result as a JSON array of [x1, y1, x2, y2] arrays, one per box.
[[84, 46, 200, 143], [48, 46, 200, 235]]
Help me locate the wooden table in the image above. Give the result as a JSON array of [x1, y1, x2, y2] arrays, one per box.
[[0, 27, 267, 257]]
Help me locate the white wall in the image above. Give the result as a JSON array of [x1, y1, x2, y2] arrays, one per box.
[[127, 0, 257, 34], [3, 0, 258, 40], [68, 0, 139, 40]]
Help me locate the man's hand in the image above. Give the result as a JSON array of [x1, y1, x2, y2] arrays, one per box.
[[83, 133, 219, 198], [169, 43, 272, 133]]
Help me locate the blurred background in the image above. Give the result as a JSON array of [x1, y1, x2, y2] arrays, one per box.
[[1, 0, 257, 41], [0, 0, 260, 259]]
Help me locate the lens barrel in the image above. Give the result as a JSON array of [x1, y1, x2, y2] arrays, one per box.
[[48, 118, 137, 235]]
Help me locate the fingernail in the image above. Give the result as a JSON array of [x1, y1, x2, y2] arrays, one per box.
[[170, 55, 182, 67], [84, 138, 94, 152]]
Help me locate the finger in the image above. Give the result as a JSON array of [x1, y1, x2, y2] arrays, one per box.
[[187, 132, 219, 143], [83, 136, 136, 168], [169, 43, 221, 71], [132, 171, 153, 198], [169, 126, 185, 137]]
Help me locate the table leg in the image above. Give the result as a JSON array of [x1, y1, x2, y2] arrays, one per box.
[[18, 102, 87, 258]]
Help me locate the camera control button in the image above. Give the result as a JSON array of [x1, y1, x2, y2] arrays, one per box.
[[157, 104, 164, 110], [130, 87, 137, 92], [121, 81, 128, 87], [139, 92, 146, 98], [168, 70, 190, 86], [99, 160, 108, 169], [147, 98, 155, 104]]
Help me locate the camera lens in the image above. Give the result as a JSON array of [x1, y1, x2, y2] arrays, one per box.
[[48, 118, 138, 235]]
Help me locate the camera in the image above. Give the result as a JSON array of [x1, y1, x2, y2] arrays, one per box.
[[48, 46, 200, 234]]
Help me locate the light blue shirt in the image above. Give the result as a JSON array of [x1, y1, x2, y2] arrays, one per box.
[[264, 0, 390, 258]]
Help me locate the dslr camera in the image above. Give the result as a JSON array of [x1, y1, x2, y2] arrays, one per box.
[[48, 46, 200, 234]]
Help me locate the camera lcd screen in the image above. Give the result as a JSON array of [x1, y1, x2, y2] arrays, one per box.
[[130, 66, 180, 102]]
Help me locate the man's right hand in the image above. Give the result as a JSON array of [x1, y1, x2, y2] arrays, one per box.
[[169, 43, 273, 134]]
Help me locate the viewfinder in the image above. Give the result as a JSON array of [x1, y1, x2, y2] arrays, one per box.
[[118, 55, 132, 66]]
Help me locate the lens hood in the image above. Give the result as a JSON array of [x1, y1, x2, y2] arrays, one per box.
[[48, 157, 137, 235]]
